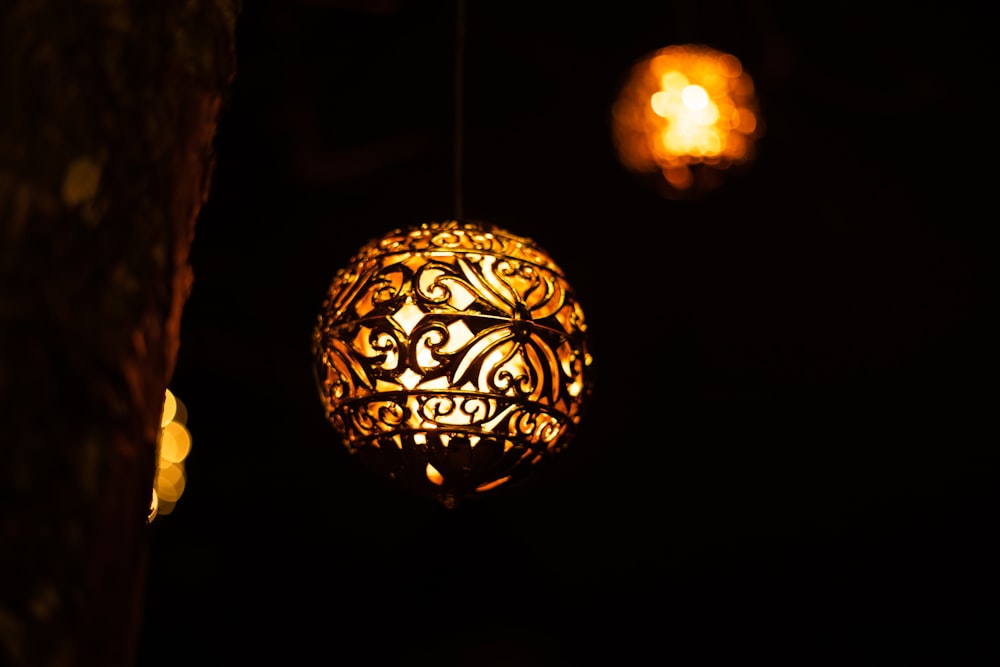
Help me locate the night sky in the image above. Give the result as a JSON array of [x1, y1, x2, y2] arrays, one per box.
[[137, 2, 994, 665]]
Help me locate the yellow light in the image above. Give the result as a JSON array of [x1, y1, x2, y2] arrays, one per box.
[[161, 389, 177, 427], [426, 463, 445, 486], [148, 389, 192, 523], [612, 43, 764, 198], [155, 462, 187, 503], [159, 421, 192, 463], [681, 84, 710, 110], [312, 220, 595, 508], [149, 489, 159, 522]]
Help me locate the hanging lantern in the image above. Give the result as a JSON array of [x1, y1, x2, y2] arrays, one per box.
[[611, 43, 763, 199], [311, 220, 594, 508]]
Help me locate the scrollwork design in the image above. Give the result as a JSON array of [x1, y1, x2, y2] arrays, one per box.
[[345, 398, 409, 441], [448, 324, 564, 404], [422, 393, 458, 422], [413, 260, 468, 308], [312, 219, 594, 505], [415, 393, 496, 427], [346, 220, 566, 275], [467, 255, 568, 327], [353, 263, 413, 321], [363, 319, 404, 376], [408, 318, 451, 375]]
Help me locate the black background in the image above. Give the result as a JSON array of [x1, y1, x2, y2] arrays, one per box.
[[138, 2, 995, 665]]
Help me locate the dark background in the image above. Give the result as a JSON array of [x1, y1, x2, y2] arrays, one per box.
[[138, 1, 994, 664]]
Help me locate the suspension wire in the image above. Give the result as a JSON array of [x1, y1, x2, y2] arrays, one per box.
[[453, 0, 466, 222]]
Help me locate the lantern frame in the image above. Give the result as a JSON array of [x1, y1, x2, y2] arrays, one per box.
[[311, 220, 594, 507]]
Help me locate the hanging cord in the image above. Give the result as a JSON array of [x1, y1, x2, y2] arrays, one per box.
[[453, 0, 466, 222]]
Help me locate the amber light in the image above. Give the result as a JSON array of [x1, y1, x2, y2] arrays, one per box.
[[311, 220, 594, 508], [612, 43, 763, 198], [148, 389, 192, 522]]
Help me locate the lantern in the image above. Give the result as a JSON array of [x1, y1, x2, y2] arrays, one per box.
[[311, 220, 594, 508], [612, 43, 763, 198]]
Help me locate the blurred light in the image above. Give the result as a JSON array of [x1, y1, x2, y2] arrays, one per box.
[[160, 390, 177, 427], [160, 421, 192, 463], [148, 389, 192, 522], [612, 43, 764, 199], [312, 220, 595, 509]]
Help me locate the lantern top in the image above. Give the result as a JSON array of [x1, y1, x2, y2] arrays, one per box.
[[346, 219, 567, 278]]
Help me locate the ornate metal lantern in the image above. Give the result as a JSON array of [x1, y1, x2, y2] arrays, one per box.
[[311, 220, 594, 508], [612, 43, 763, 198]]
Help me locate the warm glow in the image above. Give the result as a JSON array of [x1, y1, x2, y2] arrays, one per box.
[[612, 44, 763, 197], [148, 389, 192, 522], [312, 220, 594, 508], [155, 463, 186, 502], [681, 84, 710, 110], [426, 462, 444, 486], [161, 390, 177, 427], [159, 421, 192, 463], [475, 476, 510, 492]]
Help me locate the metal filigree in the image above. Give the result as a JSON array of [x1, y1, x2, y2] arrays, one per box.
[[312, 220, 594, 507]]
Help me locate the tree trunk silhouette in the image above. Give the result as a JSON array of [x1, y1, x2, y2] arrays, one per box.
[[0, 2, 240, 666]]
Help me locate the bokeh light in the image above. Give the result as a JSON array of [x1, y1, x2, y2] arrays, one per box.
[[148, 389, 191, 522], [612, 43, 763, 198]]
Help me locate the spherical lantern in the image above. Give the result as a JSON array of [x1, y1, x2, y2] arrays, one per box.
[[611, 43, 763, 199], [311, 220, 594, 508]]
